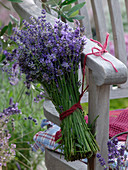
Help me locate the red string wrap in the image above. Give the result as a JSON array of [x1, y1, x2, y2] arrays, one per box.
[[59, 85, 89, 121], [60, 102, 82, 121], [59, 33, 118, 121], [84, 33, 118, 74]]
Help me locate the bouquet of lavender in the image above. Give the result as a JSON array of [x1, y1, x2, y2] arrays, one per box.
[[5, 10, 99, 161]]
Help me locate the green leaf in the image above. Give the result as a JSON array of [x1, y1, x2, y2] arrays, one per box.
[[10, 14, 19, 25], [89, 115, 99, 130], [9, 91, 13, 98], [45, 0, 60, 6], [61, 12, 73, 22], [55, 137, 62, 144], [51, 7, 59, 14], [67, 2, 85, 17], [0, 25, 8, 36], [61, 4, 71, 12], [0, 54, 6, 62], [69, 15, 84, 20], [8, 0, 23, 2], [0, 2, 10, 10], [61, 0, 77, 6], [7, 22, 12, 35], [0, 40, 2, 54], [54, 143, 62, 151], [69, 10, 79, 17]]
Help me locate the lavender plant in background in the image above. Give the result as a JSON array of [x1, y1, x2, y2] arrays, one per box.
[[97, 137, 128, 169], [0, 97, 21, 167], [0, 97, 39, 168], [4, 9, 99, 161]]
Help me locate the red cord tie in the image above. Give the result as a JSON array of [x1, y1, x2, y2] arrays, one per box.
[[59, 85, 88, 121], [59, 33, 118, 121], [84, 33, 118, 73], [60, 102, 83, 121]]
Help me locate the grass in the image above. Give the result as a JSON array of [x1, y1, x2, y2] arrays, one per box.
[[0, 70, 46, 169]]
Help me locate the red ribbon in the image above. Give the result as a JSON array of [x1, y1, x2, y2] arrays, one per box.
[[55, 129, 62, 144], [59, 33, 118, 121], [60, 102, 82, 121]]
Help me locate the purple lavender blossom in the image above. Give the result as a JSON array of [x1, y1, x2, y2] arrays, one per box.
[[96, 153, 107, 169], [5, 9, 86, 85], [2, 98, 21, 118]]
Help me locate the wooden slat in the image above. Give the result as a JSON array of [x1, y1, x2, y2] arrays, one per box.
[[45, 149, 87, 170], [81, 87, 128, 103], [77, 0, 92, 38], [107, 0, 127, 64], [90, 0, 107, 43], [88, 70, 110, 170], [125, 0, 128, 22]]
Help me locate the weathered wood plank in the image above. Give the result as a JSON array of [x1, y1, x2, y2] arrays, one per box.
[[90, 0, 107, 43], [45, 149, 87, 170], [12, 0, 56, 26], [88, 70, 110, 170], [81, 87, 128, 103], [43, 100, 60, 126], [107, 0, 127, 64], [77, 0, 92, 38]]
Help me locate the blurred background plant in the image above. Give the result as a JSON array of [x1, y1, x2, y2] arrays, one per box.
[[0, 1, 47, 169], [41, 0, 85, 22]]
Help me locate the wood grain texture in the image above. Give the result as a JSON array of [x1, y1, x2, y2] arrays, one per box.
[[90, 0, 107, 43], [107, 0, 127, 64], [77, 0, 92, 38], [45, 149, 87, 170], [12, 0, 56, 26], [43, 100, 60, 126], [88, 70, 110, 170]]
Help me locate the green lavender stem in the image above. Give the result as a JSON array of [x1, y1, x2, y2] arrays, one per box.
[[42, 68, 99, 161]]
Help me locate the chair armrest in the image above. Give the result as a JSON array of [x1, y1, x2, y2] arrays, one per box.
[[84, 39, 127, 86]]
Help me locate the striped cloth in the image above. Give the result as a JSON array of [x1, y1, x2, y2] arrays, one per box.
[[32, 119, 87, 164], [32, 119, 62, 153]]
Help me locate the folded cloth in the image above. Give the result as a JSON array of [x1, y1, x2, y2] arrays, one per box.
[[32, 119, 61, 152], [109, 109, 128, 141], [84, 108, 128, 141], [33, 119, 88, 164]]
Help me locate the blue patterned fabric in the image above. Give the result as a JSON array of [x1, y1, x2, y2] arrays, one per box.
[[33, 119, 61, 152]]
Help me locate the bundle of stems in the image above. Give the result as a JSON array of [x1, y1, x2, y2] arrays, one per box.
[[42, 66, 99, 161]]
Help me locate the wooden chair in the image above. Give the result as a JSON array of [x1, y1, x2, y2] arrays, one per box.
[[12, 0, 128, 169]]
